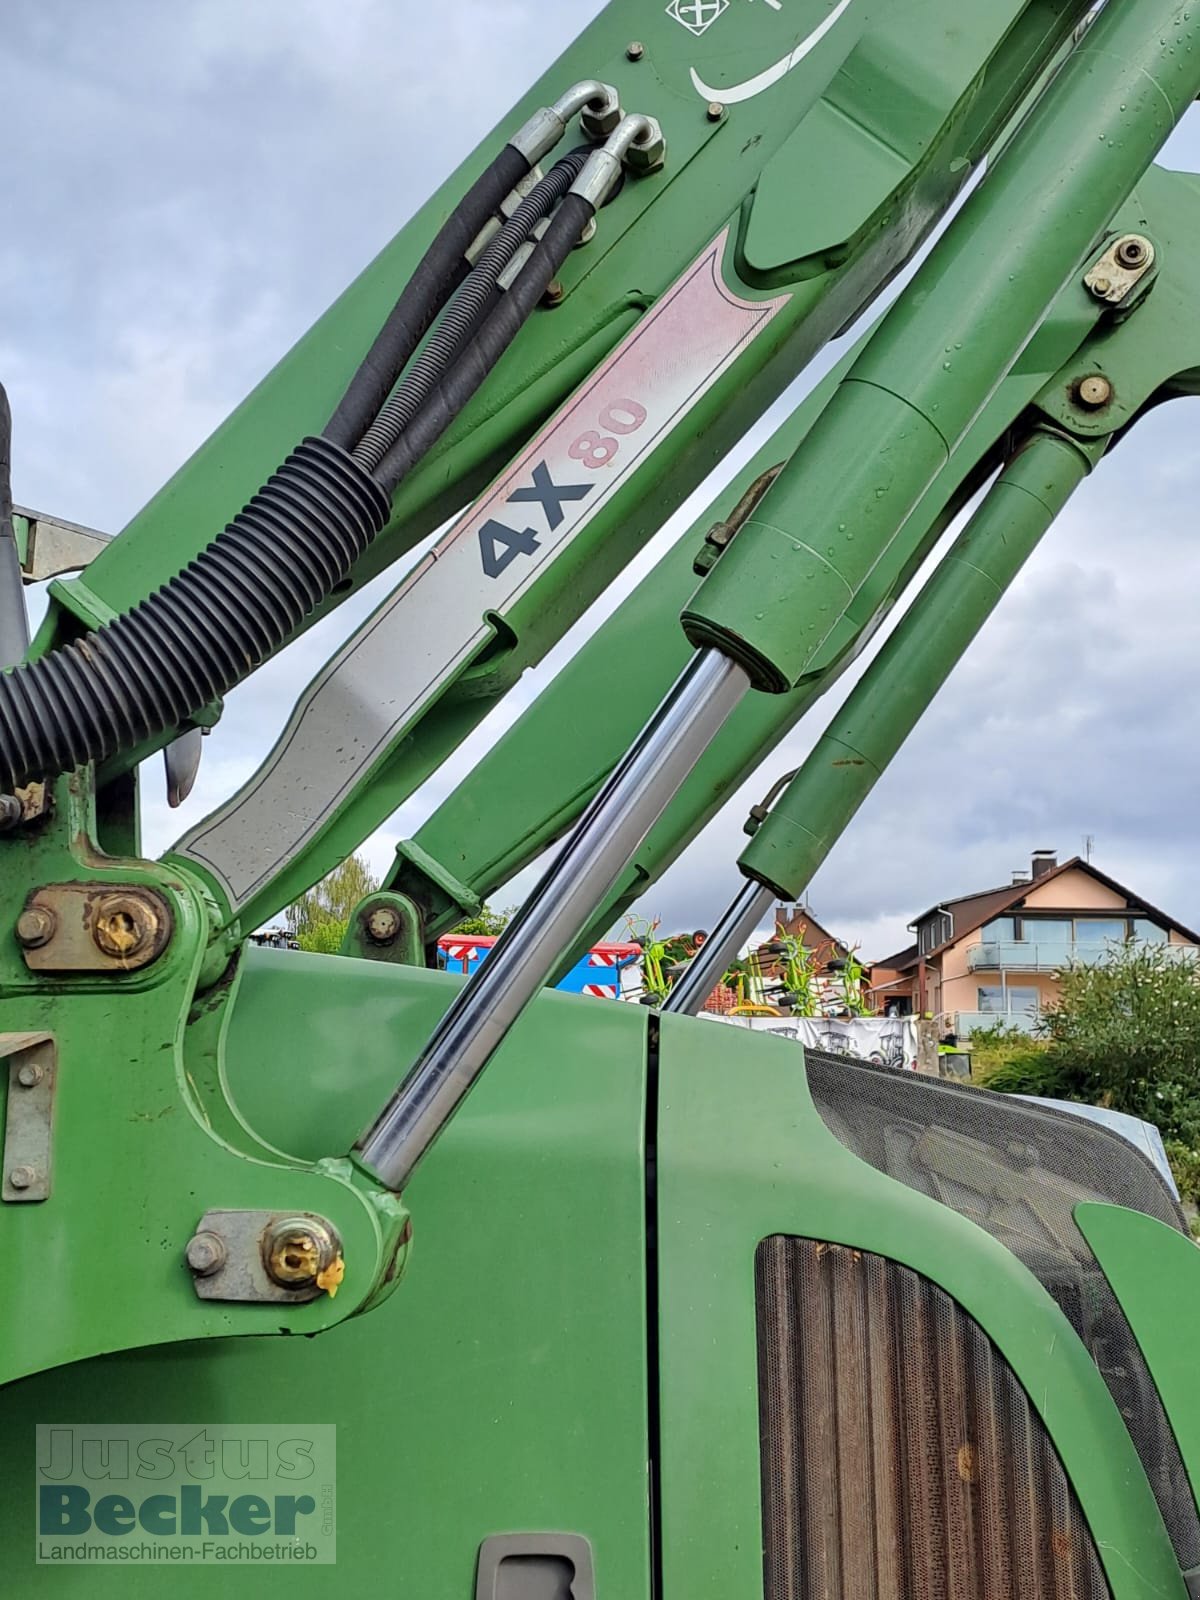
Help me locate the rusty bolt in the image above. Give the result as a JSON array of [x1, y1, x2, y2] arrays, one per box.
[[264, 1216, 338, 1289], [707, 101, 725, 122], [16, 906, 56, 950], [1077, 374, 1113, 410], [1089, 275, 1113, 299], [626, 40, 644, 60], [8, 1166, 35, 1191], [185, 1230, 226, 1277], [92, 894, 158, 959], [1115, 234, 1152, 270], [366, 906, 401, 945], [16, 1062, 43, 1089], [543, 278, 565, 307]]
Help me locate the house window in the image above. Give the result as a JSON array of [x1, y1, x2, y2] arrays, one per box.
[[981, 917, 1015, 942], [1022, 919, 1072, 944], [977, 986, 1040, 1016], [1132, 919, 1168, 943], [1073, 919, 1127, 943], [918, 911, 952, 955]]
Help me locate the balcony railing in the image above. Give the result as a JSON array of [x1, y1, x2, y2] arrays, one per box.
[[967, 940, 1200, 973], [954, 1010, 1041, 1038]]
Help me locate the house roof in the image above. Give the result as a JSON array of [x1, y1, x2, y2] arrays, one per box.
[[873, 942, 918, 973], [881, 856, 1200, 969], [774, 905, 851, 962]]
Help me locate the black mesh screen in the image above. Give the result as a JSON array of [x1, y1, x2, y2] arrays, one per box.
[[757, 1237, 1112, 1600], [803, 1051, 1199, 1571]]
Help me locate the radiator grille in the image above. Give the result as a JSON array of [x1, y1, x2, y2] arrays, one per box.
[[804, 1051, 1199, 1571], [756, 1237, 1112, 1600]]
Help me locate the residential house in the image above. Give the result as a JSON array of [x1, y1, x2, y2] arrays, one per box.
[[869, 850, 1200, 1037], [768, 903, 854, 967], [743, 903, 865, 1014]]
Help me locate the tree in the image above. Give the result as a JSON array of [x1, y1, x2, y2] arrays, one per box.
[[1037, 942, 1200, 1141], [285, 852, 379, 954], [451, 904, 516, 937]]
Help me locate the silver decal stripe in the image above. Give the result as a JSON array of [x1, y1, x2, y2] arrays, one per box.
[[690, 0, 856, 105], [174, 230, 790, 910]]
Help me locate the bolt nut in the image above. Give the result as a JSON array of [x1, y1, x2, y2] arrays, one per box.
[[707, 101, 725, 122], [624, 115, 666, 174], [185, 1230, 227, 1277], [1077, 373, 1114, 410], [92, 893, 158, 960], [0, 794, 23, 831], [365, 906, 401, 945], [580, 85, 622, 141], [16, 906, 56, 950], [1115, 234, 1152, 270], [626, 40, 644, 61], [8, 1166, 36, 1191], [543, 278, 566, 307], [263, 1216, 339, 1289], [1089, 275, 1113, 298], [16, 1062, 43, 1089]]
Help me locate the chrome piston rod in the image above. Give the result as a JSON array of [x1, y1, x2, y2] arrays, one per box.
[[660, 879, 776, 1017], [357, 648, 749, 1189]]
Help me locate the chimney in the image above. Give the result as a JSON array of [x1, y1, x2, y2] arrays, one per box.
[[1031, 849, 1057, 880]]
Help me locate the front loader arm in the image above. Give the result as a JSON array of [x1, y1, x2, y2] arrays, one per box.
[[151, 0, 1096, 938], [0, 0, 1194, 1396]]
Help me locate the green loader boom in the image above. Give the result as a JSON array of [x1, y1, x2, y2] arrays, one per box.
[[4, 1, 1200, 1594]]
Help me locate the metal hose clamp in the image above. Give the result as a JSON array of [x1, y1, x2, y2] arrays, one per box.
[[569, 114, 666, 209], [509, 81, 622, 163]]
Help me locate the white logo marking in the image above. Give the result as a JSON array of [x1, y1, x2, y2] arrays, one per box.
[[667, 0, 729, 37], [690, 0, 855, 104]]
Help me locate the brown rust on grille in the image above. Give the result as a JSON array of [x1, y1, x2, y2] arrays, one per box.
[[755, 1237, 1111, 1600]]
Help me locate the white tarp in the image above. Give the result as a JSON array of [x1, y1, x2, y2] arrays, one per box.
[[702, 1013, 919, 1072]]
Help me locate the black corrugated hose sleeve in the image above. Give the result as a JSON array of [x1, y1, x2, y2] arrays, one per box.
[[323, 144, 530, 452], [0, 383, 29, 671], [353, 148, 591, 473], [373, 192, 596, 495], [0, 437, 389, 793]]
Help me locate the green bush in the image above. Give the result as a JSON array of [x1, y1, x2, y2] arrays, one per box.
[[1039, 943, 1200, 1137], [972, 946, 1200, 1152], [975, 1049, 1073, 1099], [967, 1025, 1067, 1097], [452, 904, 516, 937], [1165, 1140, 1200, 1207]]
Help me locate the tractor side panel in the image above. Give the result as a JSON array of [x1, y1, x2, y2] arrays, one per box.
[[0, 955, 654, 1598], [654, 1019, 1195, 1600]]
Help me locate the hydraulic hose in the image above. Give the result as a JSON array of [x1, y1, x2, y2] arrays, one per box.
[[0, 438, 389, 792], [322, 78, 619, 454], [353, 148, 591, 473], [0, 99, 633, 795], [323, 143, 530, 452], [372, 192, 596, 494]]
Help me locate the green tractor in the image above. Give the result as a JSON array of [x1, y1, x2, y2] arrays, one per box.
[[3, 1, 1200, 1594]]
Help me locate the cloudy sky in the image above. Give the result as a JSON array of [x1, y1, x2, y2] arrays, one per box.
[[7, 0, 1200, 962]]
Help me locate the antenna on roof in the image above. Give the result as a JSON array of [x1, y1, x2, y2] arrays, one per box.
[[1084, 834, 1095, 863]]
